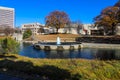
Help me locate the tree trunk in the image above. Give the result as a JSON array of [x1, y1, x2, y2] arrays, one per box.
[[112, 23, 116, 35], [56, 28, 59, 34], [112, 26, 114, 35]]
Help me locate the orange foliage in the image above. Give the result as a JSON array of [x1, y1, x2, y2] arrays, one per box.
[[45, 10, 70, 33], [94, 6, 119, 35]]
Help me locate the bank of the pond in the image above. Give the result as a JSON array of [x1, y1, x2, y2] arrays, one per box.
[[81, 43, 120, 49], [0, 54, 120, 80], [20, 43, 120, 60], [76, 36, 120, 44]]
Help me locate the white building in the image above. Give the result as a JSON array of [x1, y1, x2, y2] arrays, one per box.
[[81, 24, 91, 35], [64, 23, 79, 34], [22, 23, 44, 35], [46, 25, 79, 34], [0, 6, 15, 28], [42, 23, 99, 35], [116, 23, 120, 35], [81, 24, 99, 35], [12, 33, 23, 41]]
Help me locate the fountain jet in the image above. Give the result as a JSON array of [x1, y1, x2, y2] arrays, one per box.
[[57, 37, 61, 45]]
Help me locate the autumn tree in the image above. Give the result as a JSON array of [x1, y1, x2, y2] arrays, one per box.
[[94, 6, 119, 35], [114, 0, 120, 23], [45, 10, 70, 33], [114, 0, 120, 7], [94, 0, 120, 35], [117, 10, 120, 22], [37, 28, 45, 33]]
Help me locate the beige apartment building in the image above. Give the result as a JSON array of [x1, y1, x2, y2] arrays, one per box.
[[22, 23, 44, 35], [116, 23, 120, 35], [0, 6, 15, 28]]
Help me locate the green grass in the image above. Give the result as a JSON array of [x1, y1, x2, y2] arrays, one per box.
[[0, 54, 120, 80]]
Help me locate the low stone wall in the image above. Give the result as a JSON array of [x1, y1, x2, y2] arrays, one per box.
[[76, 36, 120, 44], [81, 43, 120, 49], [34, 42, 120, 49], [22, 41, 38, 44], [33, 43, 81, 50], [38, 38, 75, 43]]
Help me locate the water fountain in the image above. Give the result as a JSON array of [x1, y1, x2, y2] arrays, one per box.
[[56, 37, 61, 45], [33, 36, 81, 50]]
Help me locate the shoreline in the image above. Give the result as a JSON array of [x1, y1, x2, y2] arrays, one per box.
[[81, 43, 120, 49], [23, 40, 120, 49], [0, 54, 119, 80]]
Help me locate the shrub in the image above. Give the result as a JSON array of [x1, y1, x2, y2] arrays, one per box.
[[0, 37, 20, 54], [23, 29, 32, 39]]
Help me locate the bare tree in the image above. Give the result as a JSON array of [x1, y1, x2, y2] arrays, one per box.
[[0, 25, 14, 36], [4, 27, 14, 36], [14, 27, 22, 33]]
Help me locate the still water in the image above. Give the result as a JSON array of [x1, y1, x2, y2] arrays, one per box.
[[19, 43, 120, 60]]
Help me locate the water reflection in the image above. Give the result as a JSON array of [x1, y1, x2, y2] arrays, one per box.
[[19, 43, 120, 60], [95, 49, 116, 60]]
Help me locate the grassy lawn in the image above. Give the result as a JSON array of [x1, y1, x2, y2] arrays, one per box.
[[0, 54, 119, 80], [35, 34, 80, 42], [26, 34, 120, 42]]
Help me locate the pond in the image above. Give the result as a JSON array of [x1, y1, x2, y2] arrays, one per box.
[[19, 43, 120, 60], [0, 73, 22, 80]]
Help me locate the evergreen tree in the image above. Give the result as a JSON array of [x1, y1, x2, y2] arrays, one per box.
[[23, 29, 32, 39], [0, 37, 20, 54]]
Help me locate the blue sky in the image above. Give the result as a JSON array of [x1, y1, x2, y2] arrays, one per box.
[[0, 0, 118, 27]]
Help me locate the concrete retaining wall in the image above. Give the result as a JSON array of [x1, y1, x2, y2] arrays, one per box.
[[34, 44, 81, 50], [81, 43, 120, 49]]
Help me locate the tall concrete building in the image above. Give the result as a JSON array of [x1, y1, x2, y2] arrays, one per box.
[[0, 6, 15, 28]]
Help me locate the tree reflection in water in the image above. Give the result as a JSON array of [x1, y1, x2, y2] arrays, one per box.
[[20, 43, 120, 60], [95, 49, 116, 60]]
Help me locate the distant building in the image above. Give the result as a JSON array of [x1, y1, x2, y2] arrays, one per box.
[[45, 23, 79, 34], [116, 23, 120, 35], [21, 23, 44, 35], [41, 23, 103, 35], [81, 24, 92, 35], [63, 23, 99, 35], [0, 6, 15, 28], [81, 24, 104, 35], [45, 24, 97, 35], [64, 23, 79, 34]]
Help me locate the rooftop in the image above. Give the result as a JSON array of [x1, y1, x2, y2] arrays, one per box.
[[22, 23, 45, 26], [0, 6, 14, 11]]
